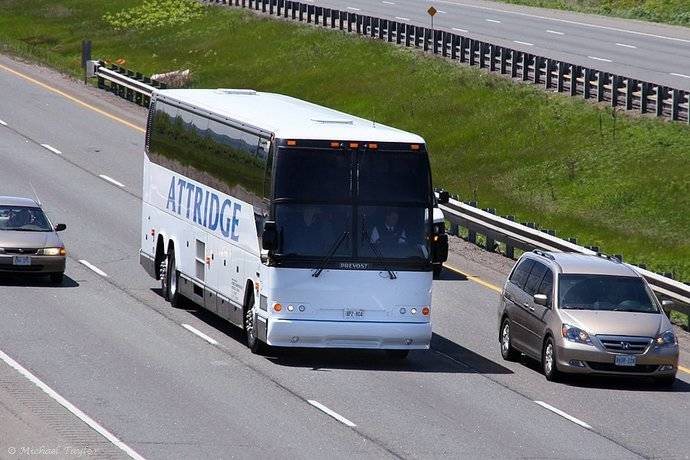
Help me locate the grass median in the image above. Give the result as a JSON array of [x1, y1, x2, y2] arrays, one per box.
[[0, 0, 689, 280], [493, 0, 690, 28]]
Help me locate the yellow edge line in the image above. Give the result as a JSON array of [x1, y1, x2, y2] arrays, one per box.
[[679, 365, 690, 375], [0, 63, 145, 133], [445, 264, 503, 294]]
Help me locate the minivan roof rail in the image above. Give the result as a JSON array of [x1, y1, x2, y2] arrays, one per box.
[[595, 252, 622, 263], [532, 249, 555, 260]]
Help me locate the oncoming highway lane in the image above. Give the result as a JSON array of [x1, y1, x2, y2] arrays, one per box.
[[0, 56, 689, 459]]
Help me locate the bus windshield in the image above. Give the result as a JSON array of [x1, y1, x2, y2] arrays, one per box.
[[272, 146, 432, 265]]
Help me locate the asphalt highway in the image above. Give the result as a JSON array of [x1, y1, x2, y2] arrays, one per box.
[[297, 0, 690, 90], [0, 56, 689, 459]]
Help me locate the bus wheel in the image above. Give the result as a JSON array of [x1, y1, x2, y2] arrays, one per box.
[[385, 350, 409, 360], [164, 251, 183, 308], [244, 291, 266, 355]]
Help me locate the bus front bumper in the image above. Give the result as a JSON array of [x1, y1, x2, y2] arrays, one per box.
[[266, 318, 432, 349]]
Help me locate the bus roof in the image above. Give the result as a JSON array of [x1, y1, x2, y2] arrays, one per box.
[[154, 89, 426, 144]]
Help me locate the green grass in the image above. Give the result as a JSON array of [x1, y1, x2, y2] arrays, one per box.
[[493, 0, 690, 27], [1, 0, 689, 279]]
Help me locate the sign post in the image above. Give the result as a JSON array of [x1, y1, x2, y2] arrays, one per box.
[[427, 6, 437, 31], [81, 39, 92, 85]]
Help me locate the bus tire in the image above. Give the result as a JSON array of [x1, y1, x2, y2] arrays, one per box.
[[433, 264, 443, 279], [244, 290, 266, 355], [164, 250, 184, 308]]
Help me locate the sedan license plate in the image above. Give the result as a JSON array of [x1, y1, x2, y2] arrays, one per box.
[[12, 256, 31, 266], [344, 309, 366, 320], [615, 355, 636, 367]]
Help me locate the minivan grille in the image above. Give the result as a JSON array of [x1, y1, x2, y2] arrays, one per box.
[[597, 335, 652, 354], [587, 362, 658, 373]]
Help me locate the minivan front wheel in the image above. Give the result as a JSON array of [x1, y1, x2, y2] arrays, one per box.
[[542, 337, 562, 382], [500, 319, 519, 361]]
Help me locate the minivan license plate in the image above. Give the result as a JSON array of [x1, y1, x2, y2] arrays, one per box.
[[13, 256, 31, 266], [615, 355, 636, 367], [344, 309, 365, 320]]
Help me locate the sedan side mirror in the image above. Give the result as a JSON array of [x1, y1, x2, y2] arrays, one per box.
[[437, 190, 450, 204], [54, 223, 67, 232], [533, 293, 549, 306], [261, 221, 278, 251]]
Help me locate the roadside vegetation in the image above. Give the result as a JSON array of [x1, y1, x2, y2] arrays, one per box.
[[495, 0, 690, 28], [1, 0, 689, 280]]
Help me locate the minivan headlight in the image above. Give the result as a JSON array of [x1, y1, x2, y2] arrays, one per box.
[[561, 324, 593, 345], [37, 247, 66, 256], [655, 330, 677, 347]]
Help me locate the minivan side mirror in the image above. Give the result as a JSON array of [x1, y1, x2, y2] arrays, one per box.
[[437, 190, 450, 204], [662, 299, 674, 308], [533, 293, 549, 306], [261, 221, 278, 251], [54, 223, 67, 232]]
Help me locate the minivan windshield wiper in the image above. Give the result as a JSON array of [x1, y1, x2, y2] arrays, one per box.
[[312, 231, 350, 278], [361, 222, 397, 280]]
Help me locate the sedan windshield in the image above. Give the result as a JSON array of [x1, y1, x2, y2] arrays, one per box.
[[0, 206, 52, 232], [559, 274, 658, 313]]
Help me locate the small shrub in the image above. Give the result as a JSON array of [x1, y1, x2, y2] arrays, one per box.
[[103, 0, 205, 31]]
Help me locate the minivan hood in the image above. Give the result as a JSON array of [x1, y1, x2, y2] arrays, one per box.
[[560, 309, 663, 337], [0, 230, 58, 248]]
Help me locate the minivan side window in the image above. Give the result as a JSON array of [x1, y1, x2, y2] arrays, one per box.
[[537, 269, 554, 299], [524, 262, 548, 295], [509, 259, 535, 289]]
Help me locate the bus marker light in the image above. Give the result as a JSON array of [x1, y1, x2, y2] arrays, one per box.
[[368, 143, 378, 149], [274, 303, 282, 312], [410, 144, 420, 151], [349, 142, 359, 149], [287, 140, 297, 146], [411, 308, 417, 315], [287, 304, 294, 312], [422, 307, 430, 316], [330, 141, 340, 148]]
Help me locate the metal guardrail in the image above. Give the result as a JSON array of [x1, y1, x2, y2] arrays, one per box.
[[86, 60, 165, 107], [206, 0, 690, 123], [438, 195, 690, 326]]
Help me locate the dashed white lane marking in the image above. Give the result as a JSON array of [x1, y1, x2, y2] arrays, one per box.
[[395, 16, 410, 21], [433, 0, 690, 44], [99, 174, 126, 188], [671, 72, 690, 79], [546, 30, 564, 35], [588, 55, 612, 62], [615, 42, 637, 49], [182, 324, 219, 345], [0, 119, 7, 126], [485, 19, 501, 23], [346, 6, 360, 11], [307, 400, 357, 427], [40, 144, 62, 155], [438, 10, 446, 14], [534, 401, 592, 430], [382, 0, 395, 4], [514, 40, 534, 46], [452, 27, 468, 33], [79, 260, 108, 278], [0, 349, 146, 460]]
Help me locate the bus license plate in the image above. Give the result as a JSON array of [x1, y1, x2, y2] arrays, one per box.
[[13, 256, 31, 266], [615, 355, 636, 367], [344, 309, 366, 320]]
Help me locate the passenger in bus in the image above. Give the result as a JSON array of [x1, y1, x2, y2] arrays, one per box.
[[287, 206, 334, 255], [370, 210, 408, 249]]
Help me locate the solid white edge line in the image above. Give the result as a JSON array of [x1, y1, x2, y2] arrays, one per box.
[[615, 42, 637, 49], [0, 119, 7, 126], [452, 27, 468, 33], [534, 401, 592, 430], [307, 400, 357, 427], [99, 174, 126, 188], [382, 1, 395, 4], [486, 19, 501, 23], [347, 6, 360, 11], [514, 40, 534, 46], [181, 324, 219, 345], [40, 144, 62, 155], [670, 72, 690, 79], [395, 16, 410, 21], [0, 348, 146, 460], [588, 55, 612, 62], [79, 260, 109, 277], [546, 30, 564, 35]]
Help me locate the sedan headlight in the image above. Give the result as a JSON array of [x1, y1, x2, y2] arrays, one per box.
[[561, 324, 593, 345], [655, 330, 677, 347], [37, 247, 66, 256]]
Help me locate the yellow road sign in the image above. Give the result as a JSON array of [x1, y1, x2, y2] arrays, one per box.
[[427, 6, 437, 17]]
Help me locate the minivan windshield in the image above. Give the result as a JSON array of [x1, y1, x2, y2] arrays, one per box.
[[558, 274, 659, 313], [0, 206, 52, 232]]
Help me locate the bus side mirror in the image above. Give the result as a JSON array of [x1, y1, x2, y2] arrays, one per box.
[[432, 233, 448, 264], [262, 221, 278, 251], [437, 190, 449, 204]]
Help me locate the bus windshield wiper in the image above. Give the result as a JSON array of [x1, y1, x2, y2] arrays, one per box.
[[312, 231, 350, 278], [361, 223, 397, 280]]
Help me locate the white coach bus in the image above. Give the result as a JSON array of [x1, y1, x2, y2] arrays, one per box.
[[139, 89, 448, 357]]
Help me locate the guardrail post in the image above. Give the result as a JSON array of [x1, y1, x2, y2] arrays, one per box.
[[625, 79, 635, 110], [672, 90, 681, 121], [597, 72, 607, 102], [640, 82, 650, 114], [611, 75, 621, 107], [450, 34, 458, 60], [583, 68, 592, 99], [499, 47, 507, 74], [557, 62, 565, 92], [656, 85, 665, 117], [521, 53, 529, 81], [510, 49, 517, 78], [544, 58, 553, 88], [459, 37, 467, 63], [504, 216, 515, 258], [484, 208, 496, 252], [467, 201, 478, 244], [569, 65, 578, 96], [489, 45, 497, 71]]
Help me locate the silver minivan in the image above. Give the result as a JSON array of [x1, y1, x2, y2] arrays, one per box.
[[498, 250, 679, 386]]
